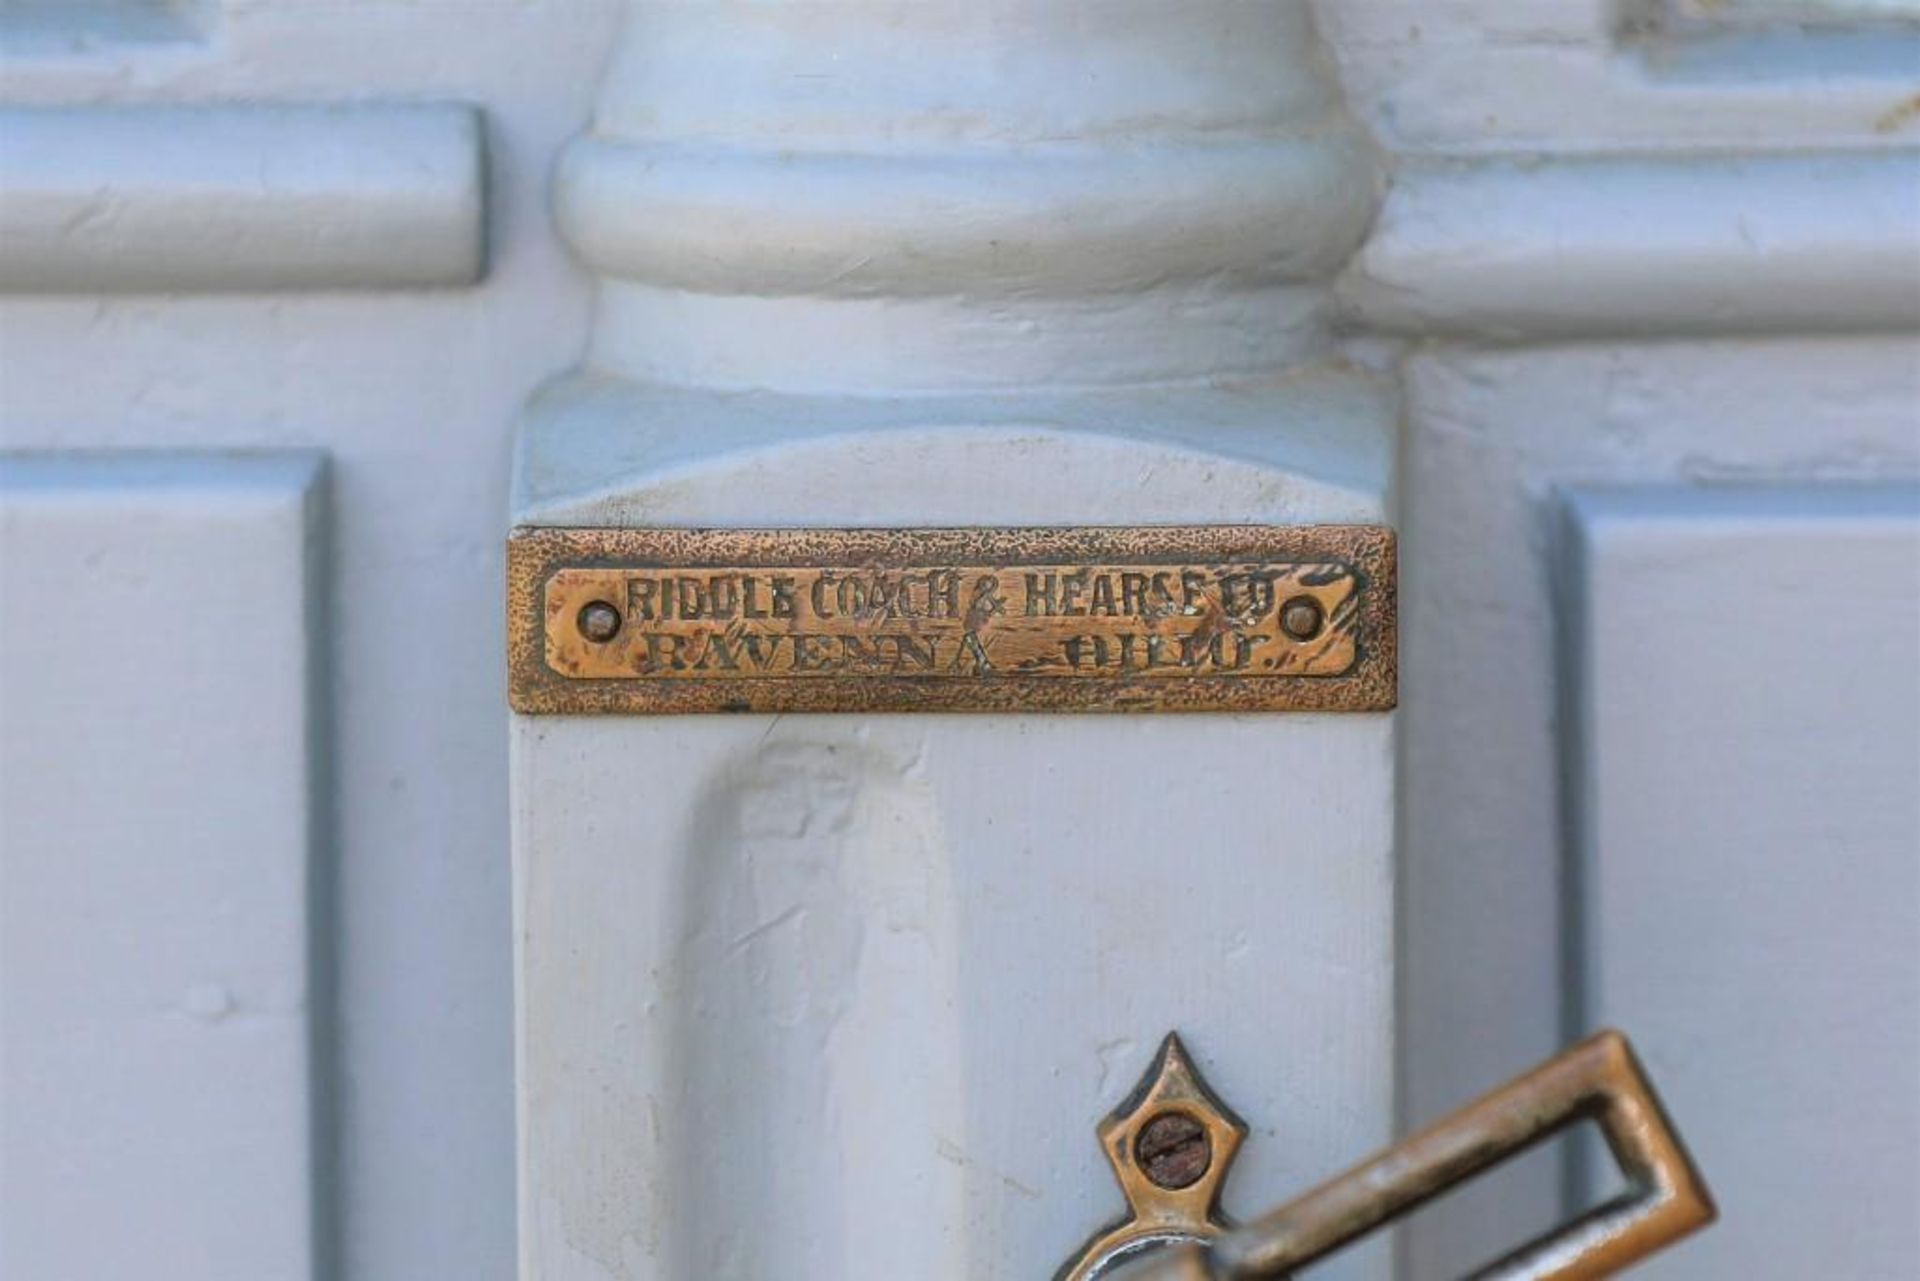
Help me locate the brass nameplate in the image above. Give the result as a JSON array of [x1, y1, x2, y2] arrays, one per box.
[[507, 526, 1395, 715]]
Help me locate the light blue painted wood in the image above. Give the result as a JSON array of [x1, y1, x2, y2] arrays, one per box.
[[0, 453, 330, 1281], [1563, 483, 1920, 1278]]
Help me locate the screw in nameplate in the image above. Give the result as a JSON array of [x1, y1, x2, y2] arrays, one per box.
[[1279, 596, 1325, 641], [577, 600, 623, 643]]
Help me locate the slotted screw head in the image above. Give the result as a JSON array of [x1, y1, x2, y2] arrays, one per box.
[[1137, 1111, 1212, 1191]]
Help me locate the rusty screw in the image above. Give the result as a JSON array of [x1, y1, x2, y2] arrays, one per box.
[[1279, 595, 1325, 642], [1137, 1110, 1212, 1191], [577, 600, 623, 644]]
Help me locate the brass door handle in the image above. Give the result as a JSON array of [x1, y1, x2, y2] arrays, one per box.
[[1066, 1030, 1715, 1280]]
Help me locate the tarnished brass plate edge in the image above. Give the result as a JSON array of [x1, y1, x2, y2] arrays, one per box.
[[506, 525, 1397, 715]]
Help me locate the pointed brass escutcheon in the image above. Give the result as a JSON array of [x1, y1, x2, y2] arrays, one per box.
[[1057, 1033, 1248, 1281]]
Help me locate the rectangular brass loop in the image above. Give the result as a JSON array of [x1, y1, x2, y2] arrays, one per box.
[[1206, 1030, 1714, 1280]]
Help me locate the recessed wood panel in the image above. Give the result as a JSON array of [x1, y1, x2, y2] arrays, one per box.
[[0, 453, 327, 1280]]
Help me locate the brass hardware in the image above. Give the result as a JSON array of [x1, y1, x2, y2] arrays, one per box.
[[1277, 596, 1325, 642], [576, 600, 623, 644], [507, 525, 1396, 715], [1057, 1034, 1247, 1281], [1068, 1030, 1714, 1281]]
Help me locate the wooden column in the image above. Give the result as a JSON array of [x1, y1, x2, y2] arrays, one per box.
[[511, 5, 1397, 1276]]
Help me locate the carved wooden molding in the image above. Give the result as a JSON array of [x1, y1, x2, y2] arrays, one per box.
[[1340, 150, 1920, 340], [0, 104, 486, 293]]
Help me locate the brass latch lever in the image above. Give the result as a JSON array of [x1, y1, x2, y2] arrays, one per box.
[[1062, 1030, 1714, 1280]]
